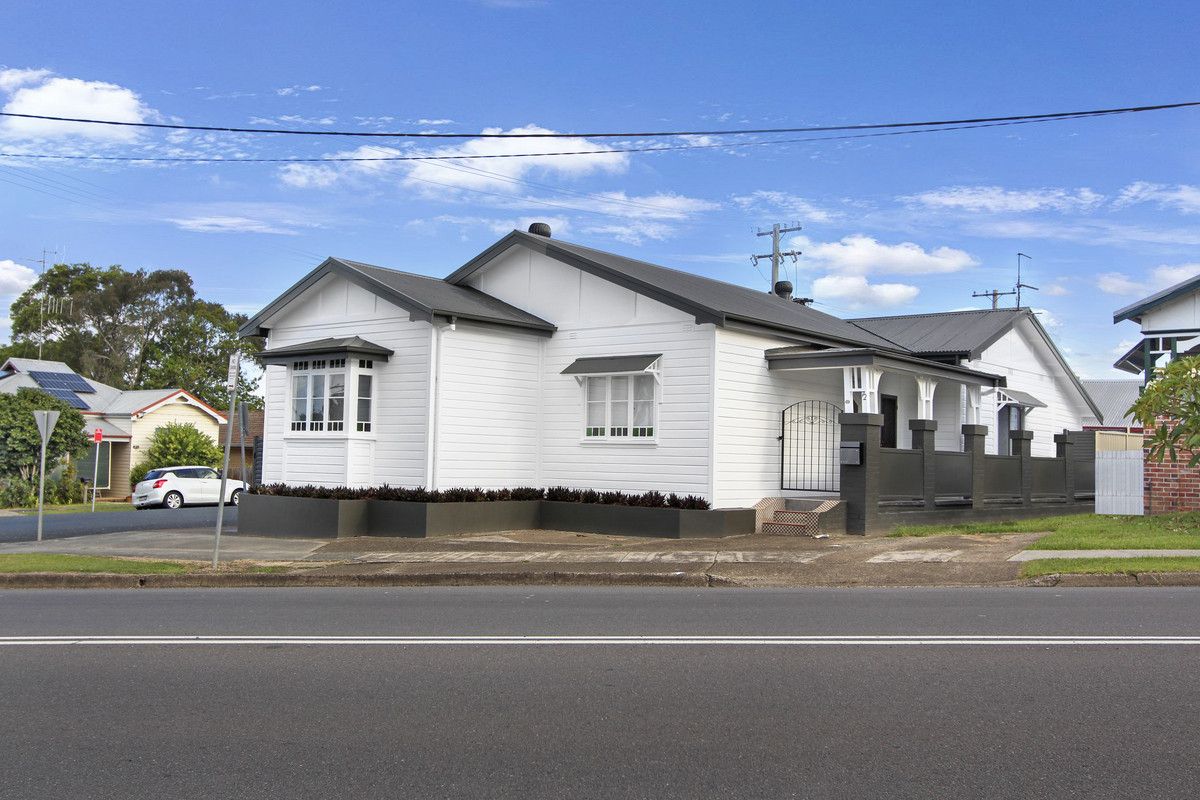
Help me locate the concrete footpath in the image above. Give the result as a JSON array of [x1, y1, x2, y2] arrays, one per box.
[[4, 527, 1200, 588]]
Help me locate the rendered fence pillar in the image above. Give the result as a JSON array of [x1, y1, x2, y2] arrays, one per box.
[[909, 419, 938, 509], [962, 424, 989, 509], [840, 413, 884, 535], [1011, 430, 1034, 506], [1054, 432, 1076, 503]]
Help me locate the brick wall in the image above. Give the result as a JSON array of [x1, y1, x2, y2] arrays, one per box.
[[1144, 417, 1200, 514]]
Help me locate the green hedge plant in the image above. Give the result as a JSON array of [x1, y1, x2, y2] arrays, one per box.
[[251, 483, 711, 510]]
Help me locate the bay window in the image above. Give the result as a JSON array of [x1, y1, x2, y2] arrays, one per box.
[[289, 358, 360, 434]]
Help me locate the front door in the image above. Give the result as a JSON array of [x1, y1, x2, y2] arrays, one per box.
[[880, 395, 898, 449]]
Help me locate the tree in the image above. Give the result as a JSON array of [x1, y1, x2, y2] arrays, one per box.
[[5, 262, 263, 408], [0, 388, 90, 481], [130, 422, 226, 487], [1131, 355, 1200, 465]]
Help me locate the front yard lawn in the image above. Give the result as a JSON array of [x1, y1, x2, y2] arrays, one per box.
[[13, 503, 131, 516], [1020, 556, 1200, 579], [893, 512, 1200, 550], [0, 554, 191, 574]]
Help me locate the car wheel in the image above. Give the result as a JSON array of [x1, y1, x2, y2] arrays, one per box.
[[230, 489, 242, 507], [163, 491, 184, 510]]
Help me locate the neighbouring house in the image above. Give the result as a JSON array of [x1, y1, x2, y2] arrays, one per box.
[[0, 357, 227, 499], [240, 224, 1100, 515], [1112, 271, 1200, 514], [1080, 379, 1142, 432]]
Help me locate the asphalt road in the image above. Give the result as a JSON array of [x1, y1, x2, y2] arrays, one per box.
[[3, 587, 1199, 799], [0, 505, 235, 543]]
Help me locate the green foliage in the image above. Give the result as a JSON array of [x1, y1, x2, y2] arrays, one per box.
[[0, 478, 37, 508], [48, 461, 86, 505], [130, 422, 224, 487], [0, 388, 90, 482], [5, 262, 264, 409], [1131, 356, 1200, 466], [252, 484, 712, 509]]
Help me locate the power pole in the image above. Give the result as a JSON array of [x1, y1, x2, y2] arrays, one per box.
[[972, 287, 1016, 310], [752, 223, 803, 292]]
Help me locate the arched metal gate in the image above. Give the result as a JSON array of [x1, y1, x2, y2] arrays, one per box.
[[780, 400, 841, 492]]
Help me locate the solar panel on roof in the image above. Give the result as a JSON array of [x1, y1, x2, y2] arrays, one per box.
[[43, 388, 89, 409], [28, 370, 95, 394]]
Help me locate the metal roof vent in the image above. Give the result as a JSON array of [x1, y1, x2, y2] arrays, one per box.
[[773, 280, 793, 300], [527, 222, 552, 237]]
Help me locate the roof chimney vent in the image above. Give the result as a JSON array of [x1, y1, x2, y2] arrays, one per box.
[[527, 222, 552, 238], [773, 280, 793, 300]]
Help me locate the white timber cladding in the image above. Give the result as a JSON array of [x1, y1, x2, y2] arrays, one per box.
[[967, 318, 1090, 457], [713, 328, 841, 509], [1140, 291, 1200, 333], [130, 401, 221, 456], [434, 320, 542, 488], [463, 246, 713, 497], [259, 273, 431, 487]]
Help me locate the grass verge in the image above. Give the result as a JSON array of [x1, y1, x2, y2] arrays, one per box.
[[0, 554, 191, 574], [893, 512, 1200, 550], [13, 503, 131, 516], [1020, 556, 1200, 579]]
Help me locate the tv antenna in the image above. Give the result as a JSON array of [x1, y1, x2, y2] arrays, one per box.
[[30, 248, 71, 360], [751, 222, 802, 292], [972, 252, 1039, 309]]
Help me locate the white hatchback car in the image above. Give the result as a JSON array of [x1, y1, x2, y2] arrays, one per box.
[[132, 466, 247, 510]]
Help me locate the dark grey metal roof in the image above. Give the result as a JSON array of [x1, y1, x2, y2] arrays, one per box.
[[561, 354, 661, 375], [849, 309, 1026, 359], [1081, 379, 1141, 427], [764, 346, 1005, 386], [448, 231, 904, 350], [239, 256, 556, 338], [1114, 272, 1200, 324], [259, 336, 394, 364]]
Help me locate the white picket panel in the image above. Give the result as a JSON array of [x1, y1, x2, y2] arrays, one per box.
[[1095, 450, 1144, 515]]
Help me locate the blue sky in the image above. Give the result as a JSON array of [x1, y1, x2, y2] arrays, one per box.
[[2, 0, 1198, 377]]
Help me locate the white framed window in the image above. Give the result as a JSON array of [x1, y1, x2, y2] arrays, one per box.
[[356, 362, 374, 433], [582, 373, 657, 439], [289, 358, 349, 433]]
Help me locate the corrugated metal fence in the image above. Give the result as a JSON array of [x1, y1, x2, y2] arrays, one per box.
[[1095, 432, 1143, 515]]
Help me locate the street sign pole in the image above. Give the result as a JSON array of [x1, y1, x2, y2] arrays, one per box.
[[213, 351, 239, 568], [91, 428, 103, 512], [32, 410, 60, 543]]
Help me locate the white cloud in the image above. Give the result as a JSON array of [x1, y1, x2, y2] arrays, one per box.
[[1152, 263, 1200, 286], [731, 190, 837, 223], [404, 125, 628, 193], [903, 185, 1104, 213], [1115, 182, 1200, 215], [1097, 264, 1200, 296], [275, 84, 323, 96], [811, 274, 919, 309], [1030, 308, 1061, 328], [161, 203, 327, 235], [0, 259, 37, 294], [0, 72, 151, 141], [415, 118, 454, 126], [1096, 272, 1141, 295], [249, 114, 336, 126], [1042, 283, 1070, 296], [794, 234, 977, 276], [0, 68, 52, 93], [1112, 339, 1137, 357], [422, 214, 572, 238]]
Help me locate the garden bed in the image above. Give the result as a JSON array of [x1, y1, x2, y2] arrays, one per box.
[[239, 490, 754, 540]]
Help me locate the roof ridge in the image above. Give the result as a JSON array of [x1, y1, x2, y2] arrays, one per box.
[[850, 308, 1025, 322], [332, 257, 445, 283]]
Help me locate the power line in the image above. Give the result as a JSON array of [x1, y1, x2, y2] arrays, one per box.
[[0, 111, 1161, 165], [1, 99, 1195, 138]]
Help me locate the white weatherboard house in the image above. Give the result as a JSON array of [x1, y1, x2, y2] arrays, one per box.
[[241, 226, 1100, 509]]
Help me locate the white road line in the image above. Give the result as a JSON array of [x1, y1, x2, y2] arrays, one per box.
[[2, 635, 1200, 646]]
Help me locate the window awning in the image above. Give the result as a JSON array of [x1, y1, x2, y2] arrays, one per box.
[[561, 353, 661, 375], [260, 336, 394, 365], [996, 388, 1047, 409]]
